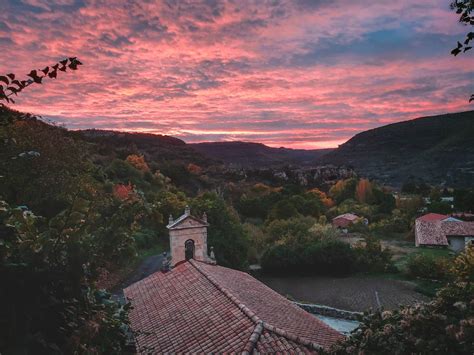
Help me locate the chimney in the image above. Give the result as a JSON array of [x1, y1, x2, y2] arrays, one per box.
[[202, 212, 207, 223], [168, 214, 174, 225], [184, 205, 190, 216]]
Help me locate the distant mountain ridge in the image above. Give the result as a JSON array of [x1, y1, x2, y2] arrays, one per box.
[[190, 141, 333, 167], [80, 110, 474, 187], [317, 110, 474, 187]]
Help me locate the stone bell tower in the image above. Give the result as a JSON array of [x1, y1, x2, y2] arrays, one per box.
[[166, 206, 210, 267]]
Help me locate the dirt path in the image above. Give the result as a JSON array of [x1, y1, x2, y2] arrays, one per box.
[[260, 275, 428, 312], [112, 252, 166, 300]]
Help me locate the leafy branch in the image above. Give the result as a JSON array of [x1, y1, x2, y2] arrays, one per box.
[[450, 1, 473, 102], [0, 57, 83, 104]]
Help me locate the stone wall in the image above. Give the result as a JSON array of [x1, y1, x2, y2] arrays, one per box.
[[293, 301, 362, 321], [169, 226, 208, 266]]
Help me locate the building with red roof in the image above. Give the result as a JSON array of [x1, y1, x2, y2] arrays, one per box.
[[332, 213, 360, 228], [415, 213, 474, 252], [124, 207, 343, 353], [416, 213, 448, 222]]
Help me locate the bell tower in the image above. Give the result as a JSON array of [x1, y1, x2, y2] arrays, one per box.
[[167, 206, 210, 266]]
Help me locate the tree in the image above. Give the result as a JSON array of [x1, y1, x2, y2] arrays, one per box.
[[450, 1, 474, 102], [191, 192, 249, 269], [355, 178, 373, 204], [126, 154, 150, 172], [328, 247, 474, 354], [0, 58, 82, 104], [329, 178, 357, 204], [268, 199, 300, 220]]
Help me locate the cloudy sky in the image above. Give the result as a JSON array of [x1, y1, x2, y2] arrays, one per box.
[[1, 0, 472, 148]]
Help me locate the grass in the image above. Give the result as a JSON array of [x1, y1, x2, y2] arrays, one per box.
[[394, 246, 452, 270]]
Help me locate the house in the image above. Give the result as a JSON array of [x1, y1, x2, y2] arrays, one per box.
[[415, 213, 474, 252], [124, 207, 343, 353], [332, 213, 362, 228]]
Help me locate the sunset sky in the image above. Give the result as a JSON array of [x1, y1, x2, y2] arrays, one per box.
[[1, 0, 473, 148]]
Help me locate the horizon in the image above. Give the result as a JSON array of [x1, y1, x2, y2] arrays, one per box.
[[1, 1, 473, 149], [73, 108, 474, 150]]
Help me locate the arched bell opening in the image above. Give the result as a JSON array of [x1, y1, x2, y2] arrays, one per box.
[[185, 239, 195, 261]]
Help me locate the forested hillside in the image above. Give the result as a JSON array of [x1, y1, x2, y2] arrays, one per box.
[[0, 106, 249, 352], [2, 105, 474, 353], [318, 111, 474, 187], [190, 141, 332, 167]]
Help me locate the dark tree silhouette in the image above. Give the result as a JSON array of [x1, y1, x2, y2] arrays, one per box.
[[0, 57, 82, 104], [450, 1, 474, 102]]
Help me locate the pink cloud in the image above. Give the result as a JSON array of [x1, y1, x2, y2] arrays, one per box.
[[0, 0, 472, 148]]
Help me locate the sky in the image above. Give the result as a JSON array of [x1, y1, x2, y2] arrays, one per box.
[[1, 0, 473, 149]]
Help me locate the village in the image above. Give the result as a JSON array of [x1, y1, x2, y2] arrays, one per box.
[[1, 0, 473, 353], [119, 184, 474, 352]]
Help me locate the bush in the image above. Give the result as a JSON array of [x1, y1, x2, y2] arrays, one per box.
[[261, 239, 357, 276], [191, 192, 249, 269], [406, 253, 450, 280], [304, 240, 357, 275], [354, 236, 394, 273], [327, 247, 474, 355]]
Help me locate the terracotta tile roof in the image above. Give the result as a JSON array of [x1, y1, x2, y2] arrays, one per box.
[[417, 213, 448, 222], [333, 213, 359, 221], [124, 260, 343, 353], [442, 221, 474, 236], [415, 220, 448, 246], [415, 219, 474, 246]]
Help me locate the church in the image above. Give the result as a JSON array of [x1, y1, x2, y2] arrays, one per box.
[[124, 207, 343, 353]]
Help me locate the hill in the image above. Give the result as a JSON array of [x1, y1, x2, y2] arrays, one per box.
[[189, 141, 332, 167], [318, 110, 474, 187]]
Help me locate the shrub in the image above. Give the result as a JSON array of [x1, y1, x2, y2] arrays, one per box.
[[327, 247, 474, 355], [406, 253, 450, 281], [261, 239, 357, 276], [354, 236, 394, 273], [303, 240, 357, 276]]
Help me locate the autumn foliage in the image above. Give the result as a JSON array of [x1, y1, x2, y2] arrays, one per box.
[[355, 178, 373, 203], [125, 154, 150, 172]]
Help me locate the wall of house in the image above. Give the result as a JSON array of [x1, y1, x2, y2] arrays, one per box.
[[447, 236, 466, 252], [465, 237, 474, 248], [169, 225, 208, 266]]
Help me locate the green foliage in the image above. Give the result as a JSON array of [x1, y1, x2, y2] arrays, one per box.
[[429, 201, 453, 214], [369, 211, 412, 235], [0, 201, 130, 353], [265, 216, 317, 244], [269, 199, 300, 220], [454, 189, 474, 212], [329, 178, 357, 204], [406, 253, 451, 281], [262, 219, 394, 275], [238, 187, 324, 222], [191, 192, 249, 269], [261, 239, 357, 276], [106, 158, 143, 183], [354, 235, 395, 273], [328, 247, 474, 354]]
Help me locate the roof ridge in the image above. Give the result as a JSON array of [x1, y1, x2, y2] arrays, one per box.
[[189, 260, 323, 352], [242, 321, 264, 355]]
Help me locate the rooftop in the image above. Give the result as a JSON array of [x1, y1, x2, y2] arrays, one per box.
[[124, 259, 343, 353], [333, 213, 359, 221], [415, 217, 474, 246], [416, 213, 448, 222]]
